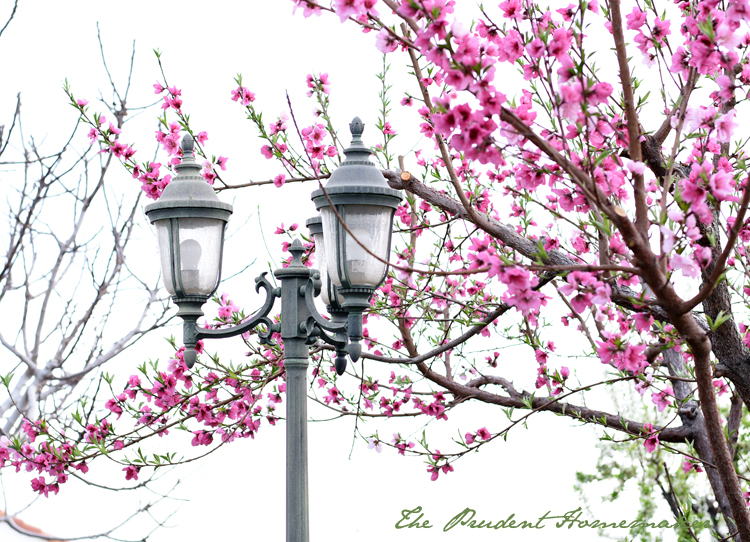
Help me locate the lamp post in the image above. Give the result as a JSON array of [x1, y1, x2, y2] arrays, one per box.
[[144, 119, 401, 542]]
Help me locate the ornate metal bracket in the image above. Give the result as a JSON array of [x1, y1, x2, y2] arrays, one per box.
[[302, 274, 350, 374], [179, 240, 358, 376], [181, 272, 280, 368]]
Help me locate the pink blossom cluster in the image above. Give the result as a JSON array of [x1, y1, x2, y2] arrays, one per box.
[[154, 82, 183, 112], [217, 293, 240, 321], [2, 316, 289, 497], [68, 87, 221, 202], [464, 427, 491, 445], [132, 162, 172, 200], [533, 346, 569, 395], [0, 429, 89, 499], [597, 335, 648, 375], [625, 7, 671, 65], [426, 449, 454, 481], [155, 121, 183, 161], [269, 112, 290, 135], [291, 0, 322, 18], [306, 73, 331, 96], [332, 0, 378, 23], [497, 266, 548, 323], [230, 85, 255, 106], [557, 271, 611, 314], [670, 0, 749, 77], [391, 433, 416, 455], [300, 123, 337, 168]]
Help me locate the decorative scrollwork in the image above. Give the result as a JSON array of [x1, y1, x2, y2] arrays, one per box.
[[303, 277, 347, 335], [303, 317, 346, 350], [193, 272, 280, 343]]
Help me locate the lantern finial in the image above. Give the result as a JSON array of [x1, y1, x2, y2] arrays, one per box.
[[349, 117, 364, 139], [289, 238, 306, 267], [174, 134, 201, 177], [339, 117, 372, 166], [181, 134, 195, 159]]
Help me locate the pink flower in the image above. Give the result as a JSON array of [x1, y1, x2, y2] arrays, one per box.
[[261, 145, 274, 159], [651, 18, 671, 44], [642, 423, 659, 453], [123, 465, 140, 481], [273, 174, 286, 188], [633, 313, 654, 333], [589, 82, 613, 106], [291, 0, 322, 17], [670, 46, 691, 77], [670, 253, 700, 279], [651, 386, 674, 412], [627, 161, 645, 175], [367, 438, 382, 453], [621, 344, 647, 373], [682, 458, 703, 473], [105, 397, 124, 419], [333, 0, 369, 23], [499, 0, 523, 20], [22, 420, 38, 442], [31, 476, 59, 498], [548, 28, 572, 60], [196, 131, 208, 145], [76, 99, 88, 107], [324, 386, 342, 405], [375, 28, 398, 53], [231, 86, 255, 106], [625, 7, 647, 29], [559, 83, 582, 120], [476, 427, 491, 441], [191, 431, 213, 446], [714, 379, 730, 396], [716, 110, 738, 143], [218, 293, 239, 320], [526, 38, 545, 59]]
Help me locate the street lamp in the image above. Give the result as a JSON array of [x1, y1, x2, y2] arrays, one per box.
[[144, 119, 401, 542], [143, 133, 233, 368], [311, 116, 402, 365]]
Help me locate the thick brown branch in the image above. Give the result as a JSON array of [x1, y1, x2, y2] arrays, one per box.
[[608, 0, 647, 239], [671, 313, 750, 541], [413, 359, 691, 442], [664, 349, 738, 538]]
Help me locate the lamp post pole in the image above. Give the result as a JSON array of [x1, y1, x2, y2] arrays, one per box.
[[144, 119, 401, 542], [274, 244, 314, 542]]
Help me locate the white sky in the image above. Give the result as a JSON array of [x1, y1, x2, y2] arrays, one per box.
[[0, 1, 686, 541]]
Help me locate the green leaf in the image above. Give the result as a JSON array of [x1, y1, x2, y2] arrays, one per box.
[[1, 371, 15, 388]]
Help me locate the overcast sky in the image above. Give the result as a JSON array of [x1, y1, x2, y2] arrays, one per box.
[[0, 1, 679, 541]]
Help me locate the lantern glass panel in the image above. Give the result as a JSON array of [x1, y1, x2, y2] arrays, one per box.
[[155, 217, 224, 296], [312, 230, 343, 306], [321, 204, 392, 288]]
